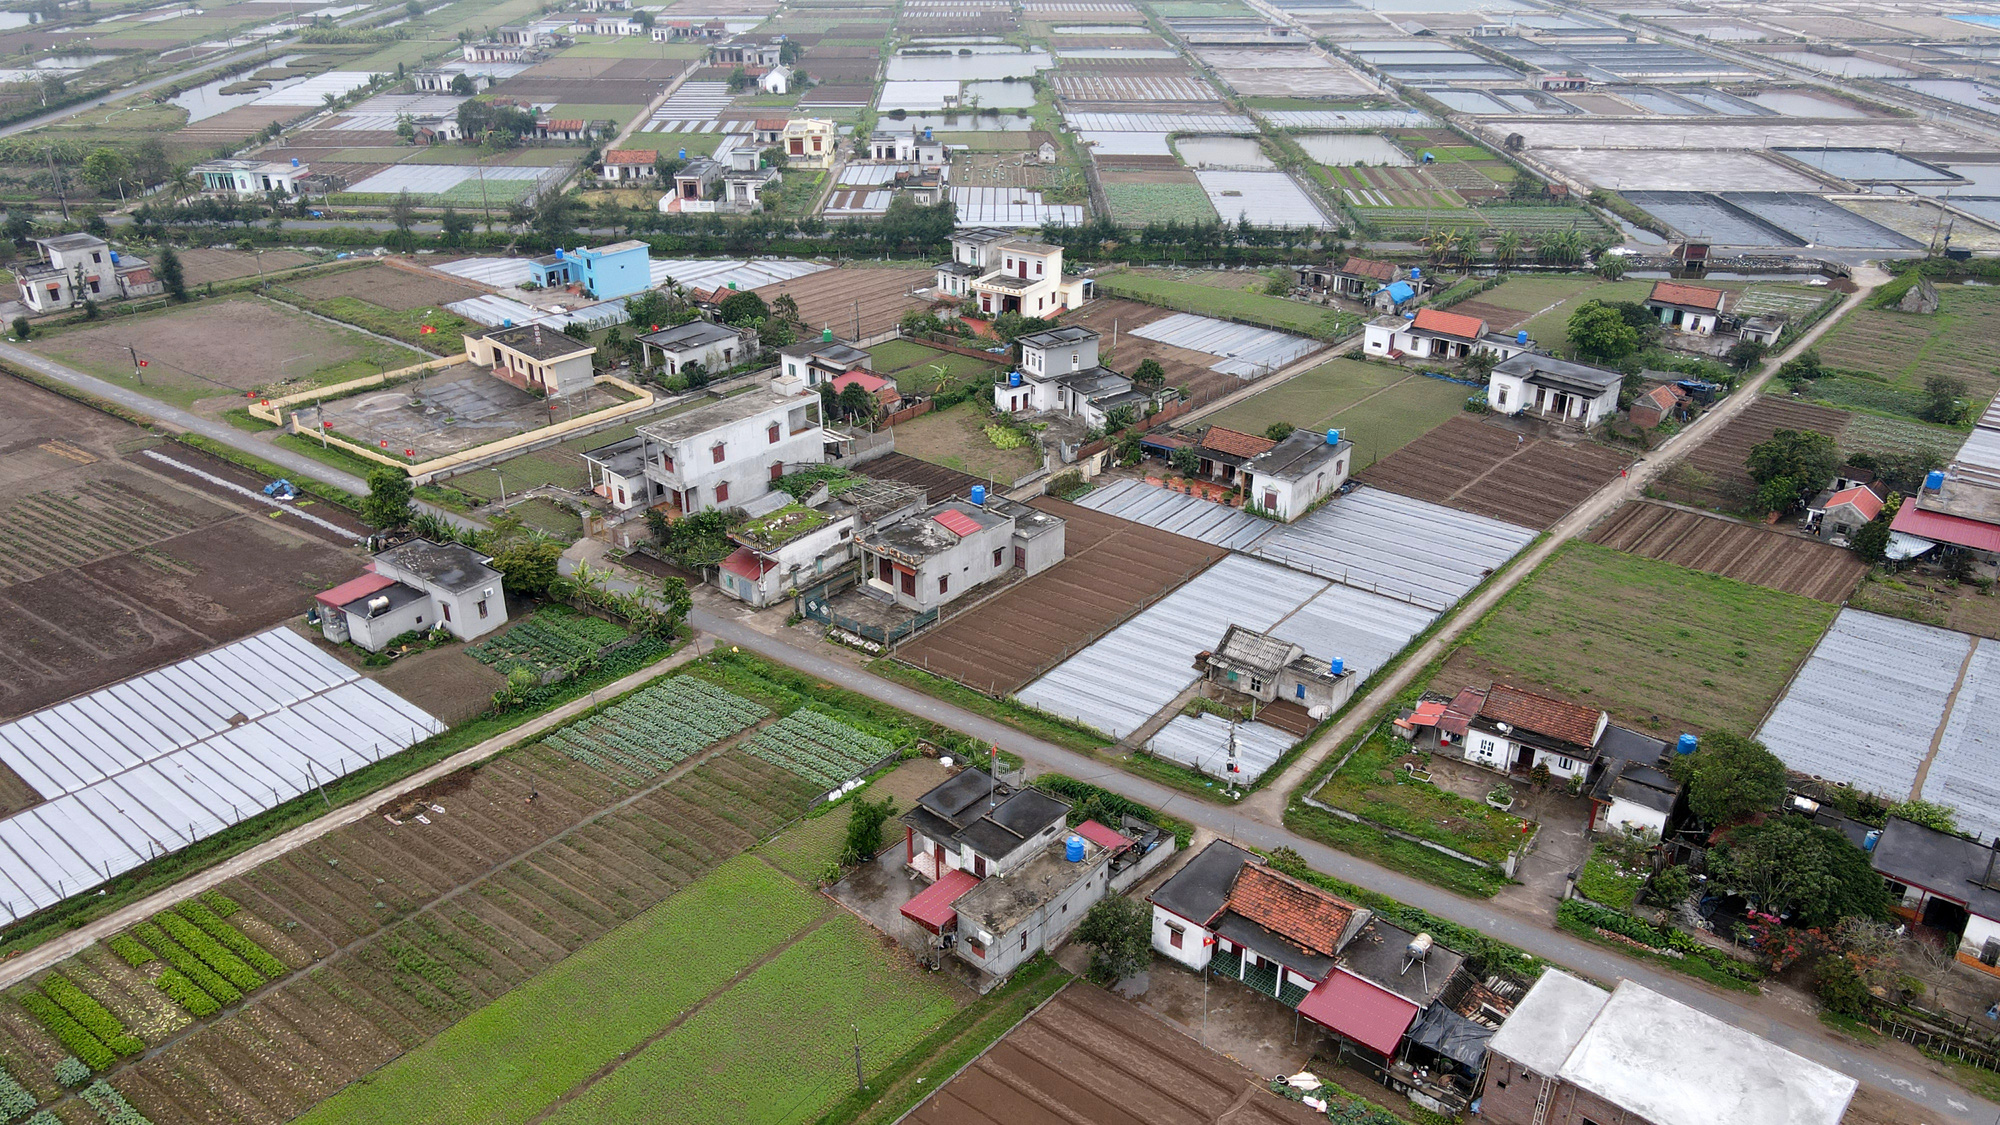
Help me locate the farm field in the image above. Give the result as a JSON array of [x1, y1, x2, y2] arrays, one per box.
[[1101, 180, 1219, 225], [865, 340, 1003, 391], [1678, 397, 1852, 512], [1104, 269, 1356, 339], [1064, 298, 1252, 406], [27, 297, 425, 413], [1587, 501, 1867, 602], [0, 376, 361, 719], [890, 402, 1041, 485], [177, 248, 320, 285], [1358, 415, 1631, 530], [1202, 359, 1471, 466], [1441, 541, 1836, 738], [465, 606, 630, 678], [0, 654, 953, 1125], [751, 263, 933, 340], [1816, 282, 2000, 401], [896, 497, 1227, 695]]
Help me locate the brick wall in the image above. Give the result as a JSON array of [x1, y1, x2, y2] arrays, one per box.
[[1482, 1055, 1654, 1125]]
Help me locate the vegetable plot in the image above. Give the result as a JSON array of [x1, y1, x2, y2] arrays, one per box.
[[545, 677, 770, 778], [741, 711, 895, 791], [468, 608, 631, 676]]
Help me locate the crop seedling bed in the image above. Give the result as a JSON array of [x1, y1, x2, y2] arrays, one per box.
[[466, 608, 630, 677]]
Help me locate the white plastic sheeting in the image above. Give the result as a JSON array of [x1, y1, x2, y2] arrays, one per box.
[[0, 629, 442, 922], [649, 257, 828, 291], [1924, 638, 2000, 842], [1017, 554, 1327, 738], [1251, 487, 1536, 611], [348, 165, 546, 195], [1147, 713, 1295, 784], [951, 187, 1086, 227], [1265, 581, 1436, 681], [254, 71, 375, 106], [1062, 111, 1256, 132], [648, 81, 733, 127], [1076, 479, 1273, 551], [1756, 610, 1971, 802], [1127, 312, 1322, 377], [1195, 170, 1334, 229], [1254, 109, 1434, 129]]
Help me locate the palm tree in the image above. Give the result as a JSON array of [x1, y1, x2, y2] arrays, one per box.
[[1494, 229, 1522, 270], [168, 165, 196, 207]]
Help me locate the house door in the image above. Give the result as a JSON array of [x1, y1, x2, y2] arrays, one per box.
[[789, 138, 804, 155], [1017, 259, 1028, 279], [934, 843, 946, 871], [878, 557, 893, 584], [1514, 745, 1535, 770]]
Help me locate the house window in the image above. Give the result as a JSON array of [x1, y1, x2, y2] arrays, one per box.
[[1296, 684, 1306, 700], [1264, 492, 1277, 510], [1168, 924, 1184, 950], [974, 854, 987, 877], [1249, 676, 1263, 693], [715, 481, 730, 503], [992, 547, 1003, 567], [1496, 387, 1509, 407], [663, 453, 675, 472], [477, 600, 489, 619], [1034, 260, 1043, 276], [442, 603, 452, 622], [1556, 756, 1575, 772], [616, 487, 626, 505], [712, 442, 726, 463], [770, 462, 786, 482], [1020, 931, 1028, 952], [901, 570, 915, 596], [938, 575, 949, 595], [768, 422, 780, 443]]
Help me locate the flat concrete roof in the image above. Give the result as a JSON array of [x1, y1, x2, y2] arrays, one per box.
[[638, 384, 812, 443], [1559, 981, 1857, 1125], [1486, 969, 1608, 1077]]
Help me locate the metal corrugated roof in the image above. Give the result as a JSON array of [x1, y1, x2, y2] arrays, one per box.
[[932, 508, 983, 537]]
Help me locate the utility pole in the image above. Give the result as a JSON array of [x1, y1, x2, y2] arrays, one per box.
[[852, 1024, 864, 1091], [126, 344, 144, 385]]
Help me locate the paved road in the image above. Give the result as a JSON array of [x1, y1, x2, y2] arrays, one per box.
[[685, 605, 1987, 1124]]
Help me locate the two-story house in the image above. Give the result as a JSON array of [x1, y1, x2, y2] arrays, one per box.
[[856, 493, 1065, 612], [963, 237, 1092, 318], [1487, 353, 1623, 429], [525, 240, 651, 300], [635, 376, 824, 516], [867, 126, 949, 167], [1363, 308, 1533, 362], [933, 227, 1011, 299], [780, 118, 839, 169], [716, 478, 926, 607], [709, 36, 784, 67], [191, 158, 309, 198], [992, 325, 1152, 428], [636, 319, 757, 378], [1240, 427, 1352, 520], [779, 333, 874, 388], [16, 234, 162, 313], [314, 539, 509, 651], [462, 323, 597, 397], [1461, 682, 1608, 780]]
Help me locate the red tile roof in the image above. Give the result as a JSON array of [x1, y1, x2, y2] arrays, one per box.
[[603, 148, 655, 165], [720, 546, 778, 580], [1479, 683, 1602, 748], [831, 369, 892, 395], [1297, 971, 1419, 1057], [1893, 504, 2000, 553], [1219, 862, 1356, 958], [1825, 485, 1883, 522], [1074, 819, 1131, 851], [1648, 281, 1725, 310], [900, 868, 979, 933], [546, 118, 585, 131], [1440, 686, 1486, 736], [1636, 384, 1680, 414], [932, 508, 982, 537], [754, 117, 790, 130], [1411, 307, 1486, 340], [316, 572, 395, 609], [1199, 426, 1276, 459], [1339, 256, 1395, 282]]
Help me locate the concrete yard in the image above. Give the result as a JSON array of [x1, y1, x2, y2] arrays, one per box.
[[312, 364, 628, 460]]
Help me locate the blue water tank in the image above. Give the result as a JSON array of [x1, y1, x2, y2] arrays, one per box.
[[1404, 311, 1416, 321], [1326, 428, 1340, 445], [290, 157, 299, 168], [1927, 469, 1946, 491], [1329, 657, 1344, 675], [925, 126, 932, 140], [502, 318, 514, 328], [1517, 330, 1529, 345], [1008, 370, 1021, 387], [1410, 267, 1421, 279], [1864, 829, 1882, 851], [109, 251, 119, 264], [678, 147, 687, 160], [1065, 835, 1084, 862], [1676, 733, 1698, 756], [554, 248, 564, 259], [971, 484, 986, 506]]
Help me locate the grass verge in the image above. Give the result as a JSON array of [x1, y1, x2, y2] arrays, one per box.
[[1554, 900, 1761, 993], [174, 433, 366, 510], [869, 660, 1111, 755], [1281, 805, 1510, 898]]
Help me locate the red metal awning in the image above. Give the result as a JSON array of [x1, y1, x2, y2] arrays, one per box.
[[932, 508, 982, 537], [1074, 818, 1131, 851], [1296, 971, 1418, 1058], [900, 868, 979, 934], [316, 571, 394, 609]]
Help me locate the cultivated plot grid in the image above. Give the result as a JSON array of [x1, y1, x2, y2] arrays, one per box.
[[1074, 479, 1272, 550], [1147, 713, 1295, 784], [1016, 554, 1329, 739], [647, 80, 733, 128], [1254, 109, 1434, 129], [0, 629, 443, 922], [1251, 486, 1537, 610], [1063, 111, 1255, 132], [1755, 609, 1970, 801], [951, 186, 1086, 226], [349, 165, 546, 194], [1128, 312, 1321, 376]]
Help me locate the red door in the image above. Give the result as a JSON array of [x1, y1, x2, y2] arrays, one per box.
[[878, 557, 892, 584], [1017, 259, 1028, 279]]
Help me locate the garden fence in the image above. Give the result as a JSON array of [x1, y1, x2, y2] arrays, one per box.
[[1872, 1012, 2000, 1073]]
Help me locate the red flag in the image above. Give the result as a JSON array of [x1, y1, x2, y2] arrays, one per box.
[[405, 449, 416, 458], [136, 359, 148, 367], [380, 440, 389, 448], [322, 421, 333, 429]]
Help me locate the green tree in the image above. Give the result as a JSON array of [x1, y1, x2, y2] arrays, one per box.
[[772, 292, 805, 338], [1725, 339, 1766, 372], [395, 114, 417, 143], [1922, 372, 1968, 425], [1889, 798, 1959, 833], [9, 316, 28, 340], [131, 137, 169, 188], [840, 794, 897, 865], [359, 468, 415, 530], [1566, 301, 1639, 360], [1265, 422, 1296, 442], [655, 576, 692, 631], [439, 206, 472, 246], [488, 536, 562, 597], [389, 189, 416, 234], [838, 380, 875, 422], [1778, 349, 1822, 389], [660, 508, 733, 569], [1595, 254, 1627, 281], [80, 147, 130, 192], [1746, 429, 1839, 508], [1076, 896, 1153, 982], [1709, 817, 1891, 927], [1131, 358, 1166, 389], [1648, 863, 1695, 908], [1850, 512, 1892, 563], [624, 289, 673, 335], [718, 289, 768, 326], [449, 73, 476, 96], [1677, 732, 1787, 828], [1169, 447, 1200, 476]]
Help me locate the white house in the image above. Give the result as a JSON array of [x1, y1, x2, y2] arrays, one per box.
[[192, 158, 308, 197], [1361, 307, 1531, 362], [1200, 624, 1356, 712], [1487, 353, 1623, 429], [868, 127, 949, 167], [779, 333, 873, 388], [600, 149, 657, 182], [16, 234, 161, 313], [779, 118, 838, 169], [462, 323, 597, 398], [1240, 427, 1351, 521], [1461, 683, 1608, 780], [1872, 817, 2000, 969], [857, 495, 1065, 611], [994, 325, 1152, 429], [759, 64, 793, 94], [635, 376, 824, 517], [934, 229, 1092, 317], [314, 540, 509, 652], [1587, 727, 1680, 837], [636, 319, 757, 377], [1644, 280, 1728, 336], [715, 479, 926, 606]]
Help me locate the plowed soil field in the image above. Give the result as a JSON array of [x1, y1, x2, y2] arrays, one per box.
[[1588, 501, 1866, 601], [1357, 415, 1631, 529], [1679, 397, 1852, 511], [894, 497, 1226, 694]]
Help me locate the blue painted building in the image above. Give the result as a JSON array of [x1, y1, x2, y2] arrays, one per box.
[[526, 239, 652, 299]]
